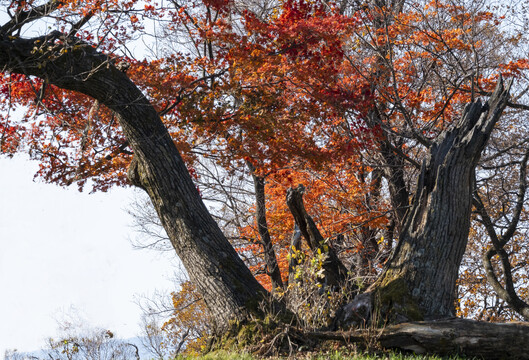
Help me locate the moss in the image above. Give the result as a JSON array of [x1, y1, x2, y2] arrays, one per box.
[[236, 319, 268, 347], [185, 350, 254, 359], [373, 278, 423, 324], [179, 349, 468, 359], [244, 295, 263, 316], [214, 315, 282, 352]]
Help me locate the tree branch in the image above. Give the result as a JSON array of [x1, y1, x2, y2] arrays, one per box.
[[474, 146, 529, 320], [0, 0, 62, 35]]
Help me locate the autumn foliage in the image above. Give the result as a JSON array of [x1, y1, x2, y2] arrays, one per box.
[[4, 0, 529, 352], [161, 281, 210, 355]]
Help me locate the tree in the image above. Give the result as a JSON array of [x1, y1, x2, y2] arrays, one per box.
[[0, 0, 268, 332], [338, 0, 529, 321], [137, 278, 211, 357], [4, 0, 529, 356], [373, 78, 512, 320], [43, 329, 140, 360], [171, 0, 528, 321], [146, 0, 529, 325], [5, 321, 140, 360]]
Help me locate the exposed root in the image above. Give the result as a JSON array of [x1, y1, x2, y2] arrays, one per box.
[[212, 318, 529, 359]]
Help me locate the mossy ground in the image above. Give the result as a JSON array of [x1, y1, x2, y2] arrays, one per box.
[[208, 318, 472, 360], [175, 349, 469, 359]]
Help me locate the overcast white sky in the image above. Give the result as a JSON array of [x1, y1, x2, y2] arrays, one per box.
[[0, 155, 178, 355]]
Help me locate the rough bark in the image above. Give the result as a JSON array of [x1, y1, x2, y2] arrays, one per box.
[[246, 162, 284, 290], [0, 33, 267, 331], [286, 184, 348, 288], [310, 319, 529, 359], [287, 225, 302, 285], [374, 79, 512, 319]]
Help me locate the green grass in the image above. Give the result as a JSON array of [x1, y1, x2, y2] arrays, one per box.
[[174, 350, 468, 359]]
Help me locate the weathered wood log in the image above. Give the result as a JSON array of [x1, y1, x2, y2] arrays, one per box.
[[379, 319, 529, 358], [310, 319, 529, 359]]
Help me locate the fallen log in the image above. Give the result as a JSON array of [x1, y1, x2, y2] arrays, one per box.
[[309, 319, 529, 359]]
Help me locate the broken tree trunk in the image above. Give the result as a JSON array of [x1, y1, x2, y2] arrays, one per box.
[[286, 184, 348, 288], [247, 161, 284, 291], [372, 78, 512, 320]]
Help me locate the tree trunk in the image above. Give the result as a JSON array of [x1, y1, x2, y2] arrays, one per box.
[[0, 34, 267, 331], [378, 139, 410, 229], [374, 79, 512, 320], [246, 162, 284, 290], [287, 225, 302, 286], [352, 168, 383, 276], [286, 184, 348, 288]]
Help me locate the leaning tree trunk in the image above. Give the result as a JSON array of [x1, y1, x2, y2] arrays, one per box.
[[246, 162, 284, 291], [0, 33, 267, 331], [372, 79, 512, 320]]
